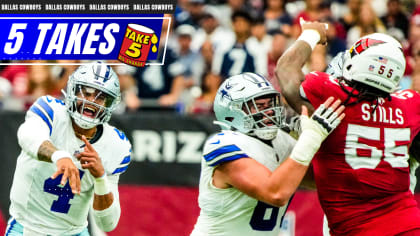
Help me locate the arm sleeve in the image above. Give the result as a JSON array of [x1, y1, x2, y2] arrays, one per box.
[[92, 175, 121, 232], [93, 136, 131, 231], [17, 96, 55, 158]]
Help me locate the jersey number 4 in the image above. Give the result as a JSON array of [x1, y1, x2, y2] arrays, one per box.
[[43, 171, 84, 213], [345, 124, 410, 169]]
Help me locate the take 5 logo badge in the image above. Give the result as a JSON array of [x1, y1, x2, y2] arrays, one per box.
[[118, 24, 159, 67], [0, 15, 166, 67]]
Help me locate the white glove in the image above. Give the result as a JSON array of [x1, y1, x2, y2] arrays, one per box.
[[290, 97, 345, 166]]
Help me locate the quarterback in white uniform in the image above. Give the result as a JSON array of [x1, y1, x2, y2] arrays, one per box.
[[6, 61, 131, 235], [191, 73, 346, 236]]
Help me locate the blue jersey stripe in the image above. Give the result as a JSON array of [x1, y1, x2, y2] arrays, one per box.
[[30, 106, 52, 135], [5, 218, 16, 236], [112, 165, 129, 174], [209, 153, 249, 166], [204, 144, 241, 162], [36, 98, 54, 121], [121, 155, 131, 164]]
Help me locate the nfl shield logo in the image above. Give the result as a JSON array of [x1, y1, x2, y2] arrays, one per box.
[[369, 65, 375, 71]]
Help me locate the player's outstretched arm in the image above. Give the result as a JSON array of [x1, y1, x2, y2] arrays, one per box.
[[17, 118, 81, 194], [38, 140, 81, 195], [215, 97, 344, 207], [275, 18, 328, 114], [76, 135, 121, 232]]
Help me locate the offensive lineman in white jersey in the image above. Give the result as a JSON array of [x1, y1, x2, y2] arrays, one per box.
[[5, 61, 131, 235], [190, 72, 346, 236]]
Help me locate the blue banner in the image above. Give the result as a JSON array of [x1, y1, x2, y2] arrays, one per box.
[[0, 14, 163, 61]]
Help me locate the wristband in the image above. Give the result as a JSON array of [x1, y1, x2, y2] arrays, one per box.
[[94, 174, 110, 195], [51, 150, 72, 163], [289, 115, 326, 166], [297, 29, 321, 50], [290, 129, 323, 166]]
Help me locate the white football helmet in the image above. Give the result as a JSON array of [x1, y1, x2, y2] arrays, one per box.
[[326, 50, 349, 78], [213, 73, 284, 140], [342, 33, 405, 94], [64, 61, 121, 129]]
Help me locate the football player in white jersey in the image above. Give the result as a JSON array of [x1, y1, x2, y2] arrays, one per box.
[[190, 72, 345, 236], [5, 61, 132, 236]]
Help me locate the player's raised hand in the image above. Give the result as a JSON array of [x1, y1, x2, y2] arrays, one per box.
[[300, 96, 345, 140], [299, 17, 328, 45], [51, 157, 81, 195], [75, 135, 105, 178]]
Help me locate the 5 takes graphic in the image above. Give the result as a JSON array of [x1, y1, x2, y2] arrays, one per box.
[[0, 16, 166, 67], [0, 1, 176, 67]]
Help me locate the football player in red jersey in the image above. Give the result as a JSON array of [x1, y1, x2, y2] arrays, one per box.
[[276, 19, 420, 236]]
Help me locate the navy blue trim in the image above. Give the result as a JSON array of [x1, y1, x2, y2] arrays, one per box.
[[209, 153, 249, 166], [30, 106, 52, 135], [36, 98, 54, 121], [5, 218, 16, 236], [204, 144, 241, 162], [121, 155, 131, 164], [112, 165, 129, 174]]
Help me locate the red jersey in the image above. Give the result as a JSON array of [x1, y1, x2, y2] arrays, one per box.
[[302, 72, 420, 236]]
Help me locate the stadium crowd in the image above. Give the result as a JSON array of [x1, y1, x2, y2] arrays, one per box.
[[0, 0, 419, 117]]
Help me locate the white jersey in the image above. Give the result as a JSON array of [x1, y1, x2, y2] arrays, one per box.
[[191, 130, 296, 236], [9, 95, 131, 235]]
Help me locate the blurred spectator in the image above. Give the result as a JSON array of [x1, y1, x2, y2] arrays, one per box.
[[173, 0, 190, 27], [169, 24, 206, 109], [305, 45, 327, 73], [404, 39, 420, 90], [190, 7, 235, 52], [346, 2, 386, 47], [189, 72, 221, 114], [175, 0, 206, 29], [338, 0, 361, 32], [209, 0, 251, 29], [405, 13, 420, 76], [0, 76, 12, 109], [266, 30, 288, 91], [318, 0, 346, 40], [248, 16, 273, 76], [128, 45, 179, 110], [324, 20, 347, 64], [50, 60, 79, 95], [291, 0, 324, 39], [200, 40, 215, 72], [212, 10, 260, 79], [1, 64, 28, 98], [27, 63, 59, 102], [380, 0, 409, 39], [263, 0, 293, 35], [172, 24, 205, 86], [410, 39, 420, 91]]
